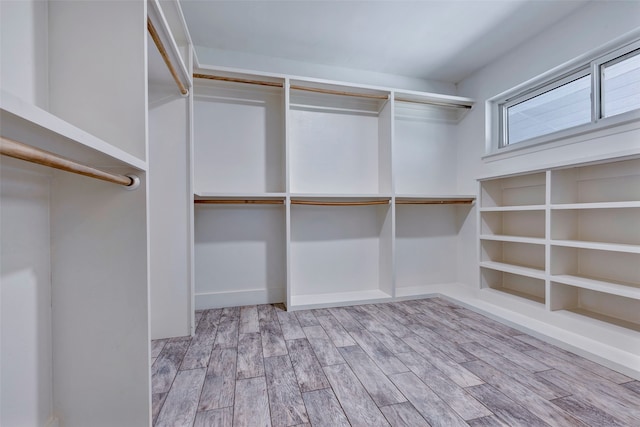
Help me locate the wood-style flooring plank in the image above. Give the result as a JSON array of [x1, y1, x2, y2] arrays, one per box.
[[152, 392, 167, 425], [214, 307, 240, 349], [193, 407, 233, 427], [462, 337, 549, 373], [180, 343, 213, 371], [359, 304, 412, 337], [348, 329, 408, 375], [460, 342, 568, 400], [323, 363, 391, 427], [396, 351, 491, 420], [623, 380, 640, 395], [327, 307, 363, 331], [151, 339, 168, 358], [516, 334, 631, 384], [302, 388, 351, 427], [405, 316, 475, 362], [199, 348, 237, 411], [379, 402, 430, 427], [389, 371, 468, 427], [193, 309, 222, 345], [259, 304, 288, 357], [303, 325, 345, 366], [551, 394, 628, 427], [458, 317, 535, 353], [536, 368, 640, 426], [194, 310, 204, 328], [316, 314, 356, 347], [466, 415, 510, 427], [236, 332, 264, 380], [295, 310, 319, 327], [461, 359, 587, 427], [339, 345, 407, 406], [286, 338, 330, 392], [233, 376, 271, 427], [239, 306, 259, 334], [155, 368, 206, 427], [400, 333, 482, 387], [152, 338, 191, 394], [277, 311, 306, 340], [264, 355, 309, 426], [465, 383, 549, 427]]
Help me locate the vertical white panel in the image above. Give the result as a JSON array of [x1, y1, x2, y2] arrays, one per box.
[[149, 85, 191, 339], [0, 161, 53, 427], [51, 172, 149, 427]]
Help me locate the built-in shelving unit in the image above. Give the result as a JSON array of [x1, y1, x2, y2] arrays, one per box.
[[479, 157, 640, 331], [191, 69, 476, 310]]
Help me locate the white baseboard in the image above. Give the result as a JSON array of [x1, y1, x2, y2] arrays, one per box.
[[195, 287, 286, 309]]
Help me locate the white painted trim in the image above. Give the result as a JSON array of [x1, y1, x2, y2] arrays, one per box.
[[195, 287, 286, 310]]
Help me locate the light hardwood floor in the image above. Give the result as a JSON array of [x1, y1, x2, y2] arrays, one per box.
[[151, 298, 640, 426]]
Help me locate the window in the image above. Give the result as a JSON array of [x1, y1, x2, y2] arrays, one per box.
[[494, 38, 640, 151]]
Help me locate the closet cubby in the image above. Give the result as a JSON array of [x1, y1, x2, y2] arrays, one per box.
[[551, 158, 640, 205], [289, 203, 393, 308], [550, 283, 640, 332], [481, 268, 546, 304], [395, 204, 466, 296], [393, 100, 458, 195], [288, 81, 392, 194], [480, 209, 545, 239], [481, 172, 546, 208], [550, 246, 640, 287], [194, 203, 287, 308], [551, 207, 640, 247], [193, 76, 285, 194], [480, 240, 546, 277]]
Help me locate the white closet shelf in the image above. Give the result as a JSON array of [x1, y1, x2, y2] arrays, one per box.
[[195, 192, 286, 200], [480, 235, 546, 245], [551, 239, 640, 254], [289, 289, 392, 310], [479, 205, 546, 212], [483, 287, 546, 305], [480, 261, 546, 279], [147, 0, 191, 92], [1, 91, 147, 171], [551, 275, 640, 300], [290, 194, 392, 201], [551, 201, 640, 209]]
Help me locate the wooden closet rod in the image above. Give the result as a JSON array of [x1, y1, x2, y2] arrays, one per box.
[[290, 85, 388, 100], [0, 136, 138, 188], [194, 199, 284, 205], [395, 97, 472, 109], [147, 17, 189, 96], [193, 73, 284, 88], [396, 199, 474, 205], [291, 199, 390, 206]]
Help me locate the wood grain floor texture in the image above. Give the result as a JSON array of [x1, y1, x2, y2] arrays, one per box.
[[151, 298, 640, 427]]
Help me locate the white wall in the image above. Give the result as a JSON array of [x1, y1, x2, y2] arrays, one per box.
[[456, 0, 640, 287], [0, 0, 48, 108], [1, 160, 53, 427], [195, 45, 456, 95]]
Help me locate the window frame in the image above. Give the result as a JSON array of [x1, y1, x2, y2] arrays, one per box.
[[489, 35, 640, 156]]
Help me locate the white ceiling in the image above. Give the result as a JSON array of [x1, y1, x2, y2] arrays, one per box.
[[180, 0, 589, 84]]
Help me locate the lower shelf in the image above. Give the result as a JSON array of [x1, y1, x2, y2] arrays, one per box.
[[550, 281, 640, 332], [481, 268, 546, 305], [289, 289, 392, 310]]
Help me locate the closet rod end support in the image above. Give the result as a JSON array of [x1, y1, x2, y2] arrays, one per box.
[[124, 174, 141, 191]]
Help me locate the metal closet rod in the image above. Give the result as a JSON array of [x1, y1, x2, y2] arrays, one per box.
[[395, 97, 472, 109], [147, 17, 189, 96], [0, 136, 139, 189], [396, 199, 475, 205]]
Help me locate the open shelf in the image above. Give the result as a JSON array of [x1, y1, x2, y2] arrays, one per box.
[[481, 172, 546, 207], [551, 207, 640, 247], [481, 268, 546, 304], [1, 91, 146, 171], [193, 78, 285, 193], [289, 202, 392, 308], [480, 210, 546, 239], [551, 158, 640, 205], [288, 80, 391, 194], [479, 261, 546, 280], [194, 202, 286, 309], [550, 282, 640, 332], [480, 235, 546, 245], [551, 274, 640, 300], [550, 246, 639, 288]]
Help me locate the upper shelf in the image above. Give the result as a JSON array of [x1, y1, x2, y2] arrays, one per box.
[[1, 91, 147, 171]]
